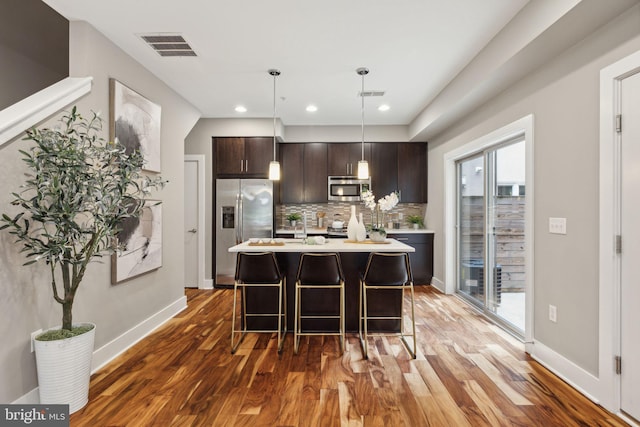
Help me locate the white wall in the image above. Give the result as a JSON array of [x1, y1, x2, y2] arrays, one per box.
[[0, 21, 200, 403], [427, 4, 640, 384]]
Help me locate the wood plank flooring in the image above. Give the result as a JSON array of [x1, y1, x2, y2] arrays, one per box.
[[71, 286, 628, 426]]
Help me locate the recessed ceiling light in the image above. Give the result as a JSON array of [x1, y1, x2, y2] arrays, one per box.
[[306, 105, 318, 112], [378, 104, 390, 111], [235, 105, 247, 113]]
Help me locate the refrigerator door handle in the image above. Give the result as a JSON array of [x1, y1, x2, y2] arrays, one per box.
[[235, 193, 241, 244], [238, 193, 244, 244]]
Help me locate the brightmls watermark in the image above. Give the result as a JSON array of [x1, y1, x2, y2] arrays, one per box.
[[0, 405, 68, 426]]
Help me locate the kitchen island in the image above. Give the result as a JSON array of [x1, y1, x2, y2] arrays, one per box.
[[228, 238, 414, 331]]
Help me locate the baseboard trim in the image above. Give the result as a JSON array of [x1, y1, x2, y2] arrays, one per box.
[[527, 340, 600, 405], [431, 276, 446, 294], [202, 279, 214, 289], [13, 295, 187, 405], [91, 296, 187, 373]]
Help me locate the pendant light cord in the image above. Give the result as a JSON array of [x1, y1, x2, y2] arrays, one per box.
[[361, 71, 365, 159], [356, 67, 369, 161], [269, 69, 280, 162]]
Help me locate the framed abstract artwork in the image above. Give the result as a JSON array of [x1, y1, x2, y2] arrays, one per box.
[[109, 79, 162, 172], [112, 201, 163, 284]]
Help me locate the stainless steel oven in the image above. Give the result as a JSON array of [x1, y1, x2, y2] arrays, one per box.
[[327, 176, 371, 202]]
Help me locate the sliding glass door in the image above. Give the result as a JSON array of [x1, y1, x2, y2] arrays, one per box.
[[457, 139, 526, 336], [457, 154, 485, 306]]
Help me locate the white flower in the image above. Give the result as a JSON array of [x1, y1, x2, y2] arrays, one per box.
[[361, 190, 399, 212], [378, 192, 399, 211], [361, 190, 377, 211]]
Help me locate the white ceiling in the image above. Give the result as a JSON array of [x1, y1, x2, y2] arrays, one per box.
[[43, 0, 529, 127]]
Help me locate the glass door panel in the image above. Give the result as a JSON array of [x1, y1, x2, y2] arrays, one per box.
[[457, 155, 485, 307], [456, 139, 526, 338], [489, 141, 525, 333]]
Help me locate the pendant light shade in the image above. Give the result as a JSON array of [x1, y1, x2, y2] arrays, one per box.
[[268, 69, 281, 181], [268, 160, 280, 180], [356, 67, 370, 179]]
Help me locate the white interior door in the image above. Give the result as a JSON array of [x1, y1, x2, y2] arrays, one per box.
[[620, 70, 640, 421], [184, 155, 205, 289]]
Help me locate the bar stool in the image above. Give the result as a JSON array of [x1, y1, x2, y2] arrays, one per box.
[[294, 253, 345, 354], [231, 252, 286, 354], [359, 252, 416, 359]]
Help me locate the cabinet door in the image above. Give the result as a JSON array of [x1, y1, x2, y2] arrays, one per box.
[[327, 143, 368, 176], [397, 143, 427, 202], [328, 143, 353, 176], [370, 143, 398, 197], [391, 233, 433, 285], [245, 137, 273, 177], [279, 143, 304, 203], [303, 143, 328, 202], [215, 137, 244, 176]]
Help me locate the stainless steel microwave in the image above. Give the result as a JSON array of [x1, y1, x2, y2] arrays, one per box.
[[327, 176, 371, 202]]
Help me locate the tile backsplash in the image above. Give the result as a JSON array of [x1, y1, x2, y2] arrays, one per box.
[[278, 202, 427, 229]]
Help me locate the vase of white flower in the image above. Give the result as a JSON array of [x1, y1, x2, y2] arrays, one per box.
[[361, 190, 399, 242]]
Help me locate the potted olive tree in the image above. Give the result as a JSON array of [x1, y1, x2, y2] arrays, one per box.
[[1, 107, 165, 412]]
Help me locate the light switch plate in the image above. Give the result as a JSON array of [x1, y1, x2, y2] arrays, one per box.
[[549, 217, 567, 235]]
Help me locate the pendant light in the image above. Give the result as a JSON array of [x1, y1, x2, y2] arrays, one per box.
[[268, 69, 281, 181], [356, 67, 370, 179]]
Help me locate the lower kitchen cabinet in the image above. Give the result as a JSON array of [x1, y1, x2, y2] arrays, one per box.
[[388, 232, 433, 285]]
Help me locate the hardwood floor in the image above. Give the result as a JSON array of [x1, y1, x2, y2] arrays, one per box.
[[71, 286, 627, 426]]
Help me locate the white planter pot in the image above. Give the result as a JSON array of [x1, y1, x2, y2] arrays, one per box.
[[369, 229, 387, 242], [34, 323, 95, 414]]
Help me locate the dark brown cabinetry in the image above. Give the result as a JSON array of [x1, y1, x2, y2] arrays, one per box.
[[214, 137, 273, 177], [389, 232, 433, 285], [370, 143, 398, 197], [327, 143, 370, 176], [397, 143, 427, 203], [279, 141, 427, 203], [280, 143, 304, 203], [279, 143, 328, 204], [368, 142, 427, 203]]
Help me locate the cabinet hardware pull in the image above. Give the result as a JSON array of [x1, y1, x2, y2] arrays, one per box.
[[396, 237, 409, 241], [240, 160, 244, 172]]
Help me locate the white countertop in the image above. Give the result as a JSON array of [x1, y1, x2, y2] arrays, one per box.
[[228, 238, 415, 253], [275, 227, 434, 235]]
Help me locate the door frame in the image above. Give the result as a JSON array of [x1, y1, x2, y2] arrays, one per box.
[[599, 48, 640, 417], [184, 154, 208, 289], [444, 114, 534, 344]]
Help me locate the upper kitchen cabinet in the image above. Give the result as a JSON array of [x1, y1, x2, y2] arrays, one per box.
[[397, 142, 427, 203], [370, 143, 398, 198], [214, 137, 273, 177], [328, 143, 370, 176], [279, 143, 328, 204], [280, 143, 304, 203]]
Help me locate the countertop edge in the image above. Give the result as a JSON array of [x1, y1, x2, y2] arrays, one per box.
[[275, 228, 434, 235], [228, 238, 416, 253]]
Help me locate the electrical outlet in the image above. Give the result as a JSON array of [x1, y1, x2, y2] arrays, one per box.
[[30, 329, 42, 353], [549, 217, 567, 235], [549, 305, 557, 323]]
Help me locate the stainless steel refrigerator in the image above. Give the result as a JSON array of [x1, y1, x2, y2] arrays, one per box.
[[215, 179, 273, 286]]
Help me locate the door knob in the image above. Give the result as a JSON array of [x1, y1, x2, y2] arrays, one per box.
[[188, 229, 197, 233]]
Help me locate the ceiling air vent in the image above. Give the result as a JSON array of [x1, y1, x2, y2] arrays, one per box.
[[359, 90, 385, 97], [140, 34, 197, 57]]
